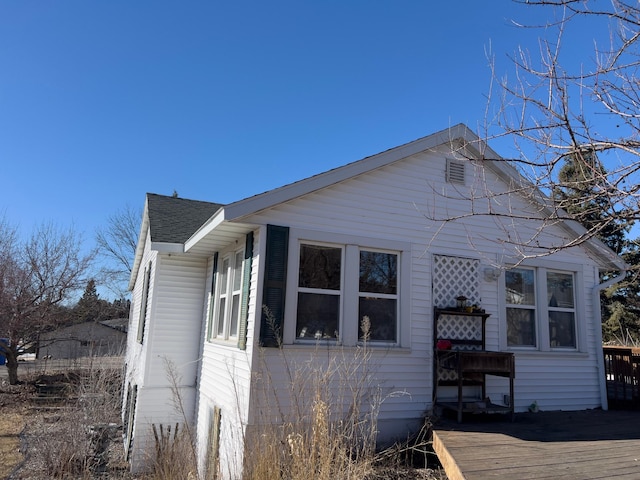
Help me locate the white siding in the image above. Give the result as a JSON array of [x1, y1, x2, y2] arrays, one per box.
[[195, 229, 261, 479], [124, 239, 209, 471], [239, 147, 606, 438], [145, 254, 208, 387], [133, 140, 614, 477]]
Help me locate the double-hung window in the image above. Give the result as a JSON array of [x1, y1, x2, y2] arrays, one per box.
[[359, 250, 398, 342], [505, 267, 577, 350], [211, 249, 244, 340], [295, 242, 399, 344], [296, 244, 342, 340]]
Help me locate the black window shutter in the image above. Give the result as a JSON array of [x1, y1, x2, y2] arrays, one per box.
[[260, 225, 289, 347], [237, 231, 254, 350]]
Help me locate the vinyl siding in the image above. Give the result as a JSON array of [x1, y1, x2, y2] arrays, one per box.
[[242, 146, 605, 433], [145, 254, 207, 387], [124, 239, 208, 471], [195, 229, 261, 479]]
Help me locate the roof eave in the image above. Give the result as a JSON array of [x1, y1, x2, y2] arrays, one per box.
[[128, 197, 150, 291], [223, 123, 479, 221]]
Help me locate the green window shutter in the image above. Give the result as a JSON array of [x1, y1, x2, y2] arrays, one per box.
[[207, 253, 219, 342], [260, 225, 289, 347], [137, 262, 152, 344], [238, 232, 254, 350]]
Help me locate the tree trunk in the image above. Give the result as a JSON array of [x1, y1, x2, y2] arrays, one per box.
[[5, 348, 19, 385]]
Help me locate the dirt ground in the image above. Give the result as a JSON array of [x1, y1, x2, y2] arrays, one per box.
[[0, 361, 445, 480], [0, 365, 135, 480]]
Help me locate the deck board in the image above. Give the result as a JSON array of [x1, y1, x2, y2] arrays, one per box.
[[432, 410, 640, 480]]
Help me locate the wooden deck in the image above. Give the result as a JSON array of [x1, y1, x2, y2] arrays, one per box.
[[432, 409, 640, 480]]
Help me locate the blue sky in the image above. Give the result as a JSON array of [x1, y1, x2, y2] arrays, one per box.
[[0, 2, 593, 247]]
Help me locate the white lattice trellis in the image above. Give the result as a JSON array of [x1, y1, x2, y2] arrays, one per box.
[[433, 255, 482, 382], [432, 255, 480, 309]]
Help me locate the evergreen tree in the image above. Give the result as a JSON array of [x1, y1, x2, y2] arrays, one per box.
[[74, 279, 102, 323], [554, 151, 639, 344], [553, 150, 629, 254]]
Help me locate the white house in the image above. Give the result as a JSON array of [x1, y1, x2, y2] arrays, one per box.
[[122, 124, 625, 477]]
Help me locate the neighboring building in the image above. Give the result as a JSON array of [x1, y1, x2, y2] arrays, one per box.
[[122, 124, 626, 477], [39, 319, 127, 359]]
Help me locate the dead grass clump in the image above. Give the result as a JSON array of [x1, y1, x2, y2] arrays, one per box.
[[147, 423, 198, 480]]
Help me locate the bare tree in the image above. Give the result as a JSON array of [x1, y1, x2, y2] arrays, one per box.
[[95, 205, 141, 296], [0, 219, 94, 384], [481, 0, 640, 252]]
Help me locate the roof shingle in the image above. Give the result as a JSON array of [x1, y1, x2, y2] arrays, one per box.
[[147, 193, 223, 244]]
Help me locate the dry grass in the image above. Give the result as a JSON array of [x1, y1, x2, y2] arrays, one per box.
[[0, 411, 25, 478], [241, 313, 444, 480], [0, 359, 132, 479]]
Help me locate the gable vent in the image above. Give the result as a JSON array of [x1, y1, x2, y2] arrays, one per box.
[[446, 159, 466, 185]]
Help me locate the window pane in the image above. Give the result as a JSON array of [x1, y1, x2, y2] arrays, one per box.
[[230, 294, 240, 337], [233, 252, 243, 291], [217, 298, 226, 336], [299, 245, 341, 290], [359, 297, 397, 342], [507, 307, 536, 347], [296, 292, 339, 340], [549, 311, 576, 347], [506, 269, 535, 305], [359, 251, 397, 294], [547, 272, 574, 308], [220, 258, 229, 291]]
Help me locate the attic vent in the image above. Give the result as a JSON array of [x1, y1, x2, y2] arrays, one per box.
[[446, 159, 466, 185]]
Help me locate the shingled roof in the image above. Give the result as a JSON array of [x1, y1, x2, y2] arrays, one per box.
[[147, 193, 223, 244]]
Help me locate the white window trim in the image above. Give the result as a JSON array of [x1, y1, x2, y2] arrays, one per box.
[[209, 245, 245, 343], [500, 260, 585, 353], [283, 228, 411, 348], [295, 241, 345, 344], [357, 247, 400, 346]]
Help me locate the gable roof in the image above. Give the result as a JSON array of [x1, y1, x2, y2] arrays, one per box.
[[129, 193, 223, 289], [183, 124, 626, 272], [185, 123, 487, 252], [147, 193, 223, 244], [128, 123, 626, 288]]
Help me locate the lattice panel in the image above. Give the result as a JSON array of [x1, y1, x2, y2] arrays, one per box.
[[436, 314, 482, 342], [436, 313, 482, 382], [432, 255, 480, 309]]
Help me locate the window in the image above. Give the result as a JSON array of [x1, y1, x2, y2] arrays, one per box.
[[211, 249, 245, 340], [505, 267, 577, 350], [359, 250, 398, 342], [547, 271, 576, 348], [505, 268, 537, 347], [296, 244, 342, 340], [295, 242, 399, 344]]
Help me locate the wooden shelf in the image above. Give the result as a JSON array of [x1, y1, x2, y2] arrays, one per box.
[[434, 308, 515, 422]]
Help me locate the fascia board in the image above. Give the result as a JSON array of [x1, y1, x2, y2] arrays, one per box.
[[128, 199, 150, 291], [224, 124, 475, 221], [184, 208, 227, 252], [151, 242, 184, 254]]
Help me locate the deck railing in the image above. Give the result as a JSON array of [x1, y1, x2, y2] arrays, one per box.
[[603, 346, 640, 410]]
